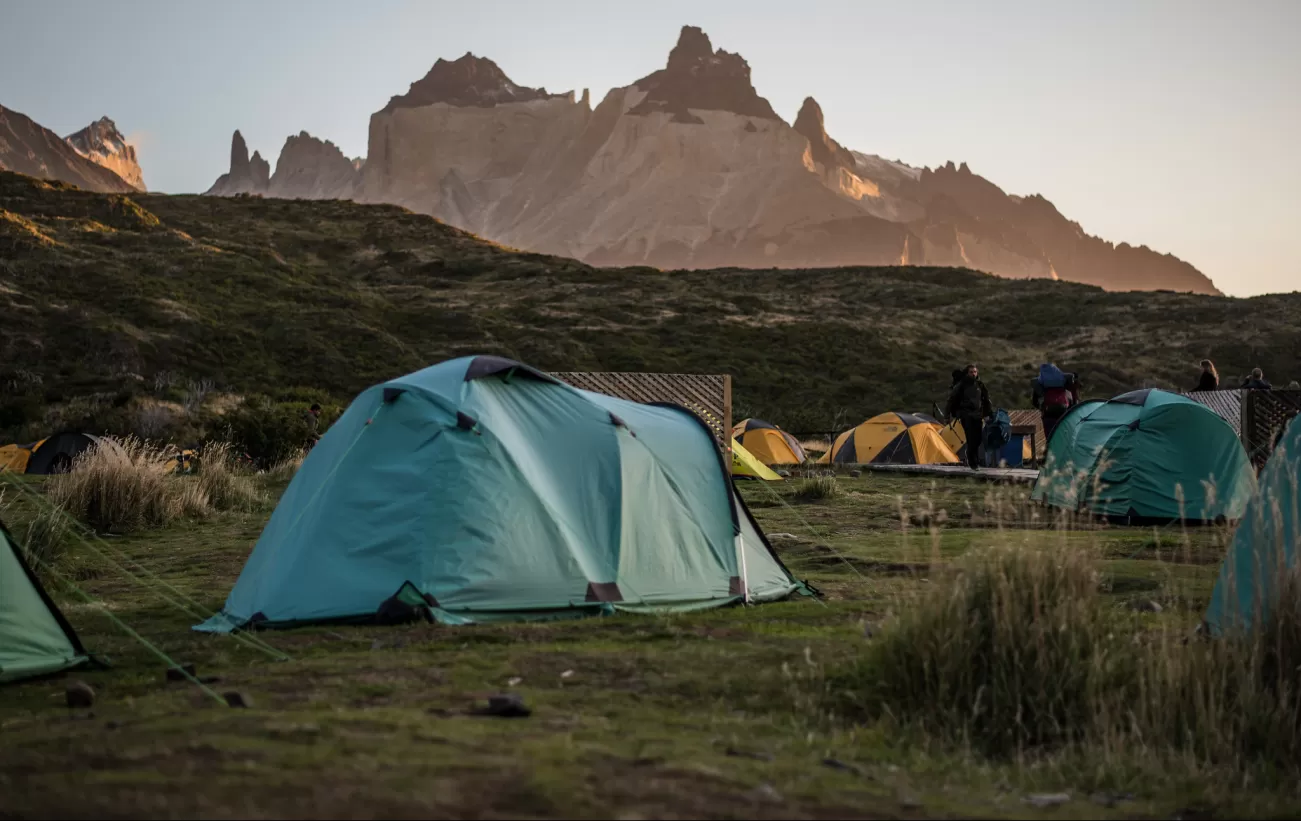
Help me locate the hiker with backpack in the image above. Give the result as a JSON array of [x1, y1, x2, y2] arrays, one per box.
[[1032, 363, 1080, 442], [946, 364, 993, 471]]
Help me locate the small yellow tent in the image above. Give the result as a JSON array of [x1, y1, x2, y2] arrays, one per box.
[[0, 438, 46, 474], [0, 444, 34, 474], [732, 419, 806, 464], [731, 438, 781, 480], [818, 413, 960, 465]]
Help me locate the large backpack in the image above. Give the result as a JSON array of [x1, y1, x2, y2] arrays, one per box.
[[1043, 384, 1073, 412], [982, 409, 1011, 451], [1038, 364, 1072, 412], [1038, 364, 1067, 388]]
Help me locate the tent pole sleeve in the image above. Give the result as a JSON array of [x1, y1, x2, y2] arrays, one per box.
[[735, 533, 750, 604]]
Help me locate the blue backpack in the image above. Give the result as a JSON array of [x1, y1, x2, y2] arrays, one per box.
[[982, 408, 1012, 454], [1037, 363, 1067, 389]]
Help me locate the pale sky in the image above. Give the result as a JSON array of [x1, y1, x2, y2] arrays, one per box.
[[1, 0, 1297, 296]]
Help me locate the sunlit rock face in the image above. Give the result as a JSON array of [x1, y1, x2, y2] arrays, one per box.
[[64, 117, 146, 191]]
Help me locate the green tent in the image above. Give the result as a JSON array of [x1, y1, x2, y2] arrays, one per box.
[[197, 356, 810, 631], [1031, 389, 1256, 523], [1, 523, 88, 683], [1205, 417, 1301, 634]]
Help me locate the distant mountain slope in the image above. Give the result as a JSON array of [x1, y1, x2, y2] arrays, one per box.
[[204, 26, 1220, 295], [4, 170, 1295, 434], [0, 105, 136, 193]]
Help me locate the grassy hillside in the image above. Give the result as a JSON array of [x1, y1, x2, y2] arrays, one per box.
[[2, 170, 1298, 435]]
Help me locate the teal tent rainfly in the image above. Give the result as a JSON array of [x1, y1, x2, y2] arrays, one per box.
[[1, 522, 89, 683], [197, 356, 810, 631], [1205, 416, 1301, 634], [1031, 388, 1256, 523]]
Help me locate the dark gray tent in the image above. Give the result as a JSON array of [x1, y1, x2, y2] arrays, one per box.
[[25, 433, 119, 475]]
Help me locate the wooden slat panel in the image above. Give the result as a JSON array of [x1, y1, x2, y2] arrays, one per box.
[[1185, 389, 1244, 439], [1241, 389, 1301, 469], [551, 372, 731, 449]]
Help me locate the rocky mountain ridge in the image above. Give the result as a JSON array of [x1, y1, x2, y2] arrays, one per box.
[[204, 25, 1220, 295], [0, 105, 139, 194]]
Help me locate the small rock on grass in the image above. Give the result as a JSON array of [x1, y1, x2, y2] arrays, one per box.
[[474, 693, 531, 718], [1024, 793, 1071, 808], [821, 757, 865, 776], [1090, 792, 1135, 808], [223, 691, 252, 709], [725, 746, 774, 762], [897, 794, 922, 810], [849, 469, 862, 478], [1130, 599, 1164, 613], [749, 783, 783, 803], [66, 681, 95, 708]]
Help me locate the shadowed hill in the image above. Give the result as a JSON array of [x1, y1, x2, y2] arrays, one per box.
[[1, 170, 1297, 433]]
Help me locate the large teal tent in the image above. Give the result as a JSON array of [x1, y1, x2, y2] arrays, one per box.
[[1205, 418, 1301, 634], [1, 523, 89, 683], [198, 356, 808, 631], [1031, 389, 1256, 523]]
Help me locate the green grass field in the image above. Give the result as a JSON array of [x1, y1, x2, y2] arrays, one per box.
[[2, 470, 1274, 820]]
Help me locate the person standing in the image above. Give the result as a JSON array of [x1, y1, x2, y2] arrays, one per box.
[[1195, 360, 1219, 392], [1031, 362, 1079, 442], [304, 403, 322, 451], [947, 364, 993, 470]]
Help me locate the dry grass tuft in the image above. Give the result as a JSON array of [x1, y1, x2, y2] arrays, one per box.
[[45, 437, 263, 533], [793, 475, 841, 502], [265, 448, 305, 482], [48, 437, 183, 532], [196, 441, 262, 511]]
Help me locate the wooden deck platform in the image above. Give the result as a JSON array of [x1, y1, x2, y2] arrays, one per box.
[[859, 463, 1040, 484]]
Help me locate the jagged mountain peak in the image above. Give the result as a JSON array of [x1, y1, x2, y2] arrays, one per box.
[[666, 25, 715, 68], [793, 96, 855, 173], [627, 25, 781, 123], [64, 115, 145, 191], [795, 97, 825, 128], [67, 116, 122, 141], [383, 52, 565, 112]]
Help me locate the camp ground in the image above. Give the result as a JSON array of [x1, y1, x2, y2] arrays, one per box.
[[3, 358, 1301, 818]]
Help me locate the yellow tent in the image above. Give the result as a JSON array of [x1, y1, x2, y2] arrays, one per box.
[[731, 438, 781, 480], [0, 443, 34, 474], [818, 413, 960, 465], [0, 438, 47, 474], [940, 419, 1032, 464], [732, 419, 806, 464]]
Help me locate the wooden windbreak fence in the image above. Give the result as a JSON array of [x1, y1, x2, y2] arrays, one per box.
[[551, 372, 733, 463], [1242, 389, 1301, 470]]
